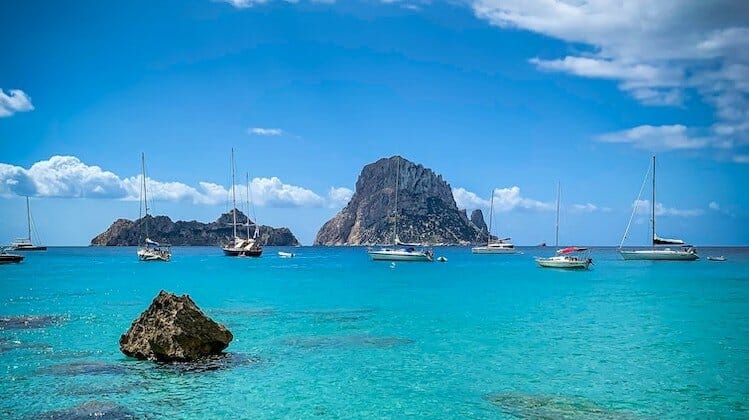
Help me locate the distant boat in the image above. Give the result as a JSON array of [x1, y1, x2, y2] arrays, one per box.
[[0, 248, 24, 264], [472, 188, 517, 254], [136, 153, 171, 262], [367, 157, 433, 262], [278, 251, 295, 258], [222, 150, 262, 257], [536, 182, 592, 270], [619, 156, 698, 261], [8, 197, 47, 251], [707, 256, 726, 262]]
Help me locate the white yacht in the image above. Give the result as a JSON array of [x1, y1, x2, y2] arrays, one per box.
[[535, 182, 592, 270], [367, 157, 433, 262], [8, 197, 47, 251], [136, 153, 171, 262], [472, 188, 517, 254], [619, 156, 698, 261]]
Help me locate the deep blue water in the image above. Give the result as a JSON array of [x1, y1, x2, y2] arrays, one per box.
[[1, 246, 748, 418]]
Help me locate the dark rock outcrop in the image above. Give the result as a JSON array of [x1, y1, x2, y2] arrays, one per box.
[[470, 209, 488, 235], [119, 291, 233, 362], [314, 156, 488, 245], [91, 210, 299, 246]]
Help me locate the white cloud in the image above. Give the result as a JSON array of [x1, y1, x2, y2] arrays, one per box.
[[709, 201, 720, 211], [248, 127, 283, 136], [733, 154, 749, 163], [597, 125, 712, 151], [633, 199, 704, 217], [0, 89, 34, 118], [453, 186, 553, 212], [0, 156, 326, 208], [469, 0, 749, 156], [328, 187, 353, 208], [571, 203, 610, 213]]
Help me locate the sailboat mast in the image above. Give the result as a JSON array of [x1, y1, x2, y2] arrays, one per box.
[[652, 155, 656, 250], [488, 189, 494, 246], [26, 196, 31, 241], [555, 182, 560, 249], [231, 148, 237, 240], [142, 152, 149, 240], [393, 157, 400, 245], [246, 172, 251, 240]]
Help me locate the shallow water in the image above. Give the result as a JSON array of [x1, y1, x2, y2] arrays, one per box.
[[1, 246, 748, 418]]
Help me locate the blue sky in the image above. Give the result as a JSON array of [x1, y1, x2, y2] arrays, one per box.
[[1, 0, 748, 245]]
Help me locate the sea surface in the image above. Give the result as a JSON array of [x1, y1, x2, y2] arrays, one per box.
[[1, 246, 748, 419]]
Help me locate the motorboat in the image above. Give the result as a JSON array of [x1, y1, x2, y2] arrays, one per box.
[[0, 248, 24, 264]]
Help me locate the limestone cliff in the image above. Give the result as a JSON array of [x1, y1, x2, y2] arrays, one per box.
[[314, 156, 488, 245]]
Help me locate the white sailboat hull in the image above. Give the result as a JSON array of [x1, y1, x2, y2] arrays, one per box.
[[536, 256, 591, 269], [137, 247, 171, 262], [471, 246, 518, 254], [368, 249, 433, 262], [619, 249, 698, 261]]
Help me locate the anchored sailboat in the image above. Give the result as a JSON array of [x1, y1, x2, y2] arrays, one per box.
[[471, 189, 517, 254], [136, 153, 171, 262], [9, 197, 47, 251], [619, 156, 698, 261], [367, 157, 433, 262], [535, 182, 592, 269], [222, 150, 262, 257]]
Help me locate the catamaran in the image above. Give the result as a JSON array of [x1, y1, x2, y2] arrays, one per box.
[[536, 182, 592, 270], [472, 188, 517, 254], [136, 153, 171, 262], [619, 156, 698, 261], [9, 197, 47, 251], [222, 151, 262, 257], [367, 157, 433, 262]]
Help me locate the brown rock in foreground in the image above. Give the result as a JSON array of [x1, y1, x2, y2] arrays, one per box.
[[119, 291, 233, 362]]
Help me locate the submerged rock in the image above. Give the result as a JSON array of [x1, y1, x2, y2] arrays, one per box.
[[119, 290, 233, 362], [36, 401, 135, 419], [37, 361, 129, 376], [0, 338, 51, 353], [154, 353, 261, 374], [283, 335, 414, 349], [0, 315, 63, 330], [486, 392, 631, 419]]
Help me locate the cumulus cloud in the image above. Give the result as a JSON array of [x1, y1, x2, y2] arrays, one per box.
[[0, 156, 326, 208], [248, 127, 283, 136], [469, 0, 749, 156], [328, 187, 354, 208], [453, 186, 553, 212], [633, 199, 704, 217], [0, 89, 34, 118], [709, 201, 721, 211], [571, 203, 610, 213], [597, 125, 712, 151]]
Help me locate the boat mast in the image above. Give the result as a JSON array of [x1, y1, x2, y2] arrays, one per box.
[[231, 148, 237, 240], [26, 196, 31, 242], [652, 155, 656, 250], [141, 152, 149, 241], [555, 181, 560, 249], [246, 172, 251, 240], [488, 189, 494, 246], [393, 156, 400, 245]]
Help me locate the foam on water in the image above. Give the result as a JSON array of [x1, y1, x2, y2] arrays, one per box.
[[1, 246, 748, 418]]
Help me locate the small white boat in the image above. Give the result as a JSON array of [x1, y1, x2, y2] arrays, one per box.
[[472, 189, 518, 254], [707, 256, 726, 262], [136, 153, 171, 262], [619, 156, 698, 261], [536, 183, 592, 270], [278, 251, 295, 258], [368, 248, 433, 262]]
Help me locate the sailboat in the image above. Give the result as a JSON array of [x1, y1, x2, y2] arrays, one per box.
[[471, 188, 517, 254], [222, 151, 262, 257], [9, 197, 47, 251], [535, 182, 592, 269], [367, 157, 433, 262], [136, 153, 171, 262], [619, 156, 698, 261]]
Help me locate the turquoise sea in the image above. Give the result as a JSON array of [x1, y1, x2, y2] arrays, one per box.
[[1, 246, 748, 418]]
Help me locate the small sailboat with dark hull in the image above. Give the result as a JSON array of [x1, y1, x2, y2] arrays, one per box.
[[9, 197, 47, 251], [619, 156, 698, 261], [0, 248, 24, 264], [222, 151, 263, 257]]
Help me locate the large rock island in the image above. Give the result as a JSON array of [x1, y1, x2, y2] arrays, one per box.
[[314, 156, 488, 245], [91, 210, 299, 246]]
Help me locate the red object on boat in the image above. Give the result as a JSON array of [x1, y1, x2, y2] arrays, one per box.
[[556, 247, 588, 255]]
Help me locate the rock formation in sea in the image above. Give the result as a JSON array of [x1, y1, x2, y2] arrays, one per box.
[[90, 209, 299, 246], [470, 209, 488, 235], [314, 156, 489, 245], [119, 290, 233, 362]]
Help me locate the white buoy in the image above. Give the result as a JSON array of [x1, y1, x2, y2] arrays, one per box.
[[437, 256, 447, 262]]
